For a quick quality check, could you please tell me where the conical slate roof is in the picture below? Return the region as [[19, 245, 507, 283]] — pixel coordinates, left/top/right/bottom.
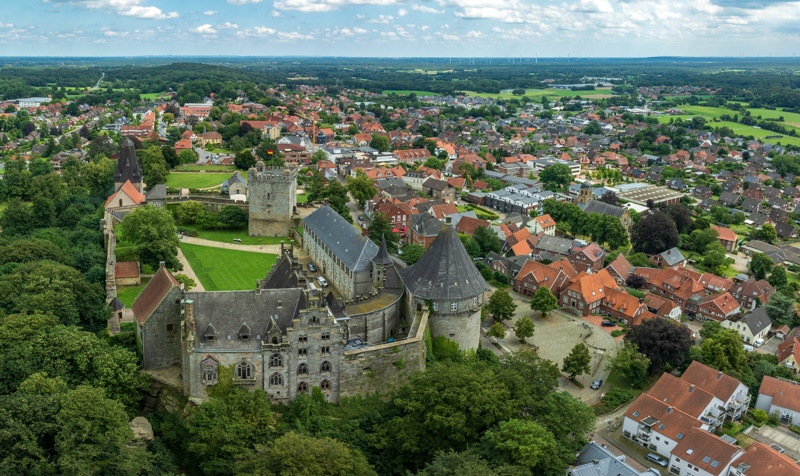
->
[[400, 224, 486, 301], [581, 180, 593, 189], [115, 137, 142, 185], [372, 235, 394, 265]]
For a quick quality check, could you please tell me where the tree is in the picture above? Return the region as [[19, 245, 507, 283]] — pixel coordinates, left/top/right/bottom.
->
[[665, 203, 693, 234], [138, 146, 169, 185], [0, 199, 33, 236], [162, 146, 179, 168], [369, 133, 390, 152], [473, 226, 502, 256], [218, 205, 248, 229], [64, 101, 81, 116], [487, 289, 517, 322], [514, 316, 535, 343], [701, 328, 748, 375], [179, 148, 198, 165], [758, 223, 777, 243], [539, 164, 573, 189], [174, 273, 197, 291], [487, 322, 506, 341], [625, 318, 693, 372], [346, 170, 377, 209], [625, 274, 647, 289], [234, 149, 256, 170], [562, 343, 591, 379], [236, 432, 377, 476], [766, 291, 798, 327], [120, 205, 181, 270], [400, 244, 425, 265], [748, 252, 774, 281], [368, 212, 400, 253], [609, 343, 651, 388], [530, 286, 557, 317], [584, 121, 602, 135], [162, 112, 174, 125], [175, 200, 207, 224], [701, 242, 731, 274], [598, 191, 619, 206], [768, 266, 788, 288], [699, 320, 723, 340], [631, 210, 679, 254], [480, 419, 563, 475], [416, 451, 512, 476]]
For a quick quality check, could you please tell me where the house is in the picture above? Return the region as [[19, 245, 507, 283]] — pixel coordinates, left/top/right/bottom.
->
[[622, 393, 706, 460], [393, 148, 430, 164], [775, 222, 798, 240], [776, 336, 800, 374], [605, 254, 633, 285], [729, 442, 800, 476], [532, 235, 576, 261], [756, 376, 800, 426], [668, 427, 743, 476], [513, 259, 575, 298], [568, 243, 605, 274], [421, 178, 456, 203], [561, 269, 618, 317], [650, 247, 686, 269], [581, 199, 633, 231], [221, 171, 247, 196], [528, 213, 556, 236], [570, 441, 648, 476], [197, 131, 222, 147], [721, 307, 772, 344], [687, 292, 740, 322], [114, 261, 141, 286], [718, 191, 742, 207], [643, 294, 682, 320], [601, 287, 652, 326], [680, 361, 752, 422], [408, 212, 442, 249], [710, 225, 738, 252], [104, 180, 146, 222], [729, 279, 774, 311]]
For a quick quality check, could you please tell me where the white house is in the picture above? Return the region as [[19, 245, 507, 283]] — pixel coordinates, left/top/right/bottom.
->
[[622, 393, 705, 459], [755, 376, 800, 426], [528, 213, 556, 236], [668, 427, 743, 476], [721, 307, 772, 345]]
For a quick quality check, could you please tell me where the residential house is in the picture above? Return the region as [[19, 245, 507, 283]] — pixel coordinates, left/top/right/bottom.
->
[[729, 279, 774, 311], [605, 254, 633, 285], [568, 243, 605, 274], [681, 361, 752, 422], [710, 225, 738, 252], [687, 292, 740, 322], [643, 294, 682, 320], [221, 171, 247, 196], [777, 334, 800, 375], [408, 212, 442, 249], [622, 393, 707, 460], [421, 177, 456, 203], [560, 269, 618, 317], [513, 259, 575, 298], [197, 131, 222, 147], [529, 213, 556, 236], [668, 427, 743, 476], [650, 247, 686, 269], [728, 442, 800, 476], [756, 377, 800, 425], [601, 287, 652, 326], [775, 222, 798, 240], [570, 442, 648, 476], [721, 307, 772, 344]]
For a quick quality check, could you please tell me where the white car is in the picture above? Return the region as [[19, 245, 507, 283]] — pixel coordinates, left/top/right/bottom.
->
[[754, 338, 765, 347], [316, 276, 328, 287]]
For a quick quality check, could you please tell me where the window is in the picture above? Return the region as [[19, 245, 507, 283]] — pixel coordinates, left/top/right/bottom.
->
[[321, 361, 331, 372], [271, 336, 279, 344], [298, 335, 308, 343], [297, 382, 309, 393], [321, 346, 330, 354], [451, 302, 458, 312], [298, 363, 308, 375], [321, 379, 331, 391], [166, 324, 174, 332], [269, 354, 282, 368], [201, 358, 218, 385], [269, 373, 283, 386], [298, 348, 308, 357], [473, 297, 478, 306], [321, 332, 330, 341], [235, 361, 254, 380], [432, 302, 438, 312]]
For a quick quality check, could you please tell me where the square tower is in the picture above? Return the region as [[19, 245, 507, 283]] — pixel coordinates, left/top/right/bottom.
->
[[248, 161, 298, 237]]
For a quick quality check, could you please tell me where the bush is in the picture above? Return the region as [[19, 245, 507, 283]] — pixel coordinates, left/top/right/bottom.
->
[[768, 410, 781, 426], [791, 425, 800, 436], [611, 330, 625, 338], [115, 247, 139, 262], [751, 408, 768, 426], [594, 387, 633, 415]]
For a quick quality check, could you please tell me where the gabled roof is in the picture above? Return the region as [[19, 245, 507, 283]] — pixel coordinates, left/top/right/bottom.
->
[[534, 213, 556, 229], [606, 253, 632, 279], [105, 180, 146, 207], [566, 269, 618, 305], [759, 376, 800, 412], [646, 373, 715, 419], [303, 206, 378, 272], [145, 183, 167, 201], [132, 263, 180, 325], [672, 427, 741, 475], [710, 224, 737, 243], [680, 361, 744, 403], [114, 261, 139, 278], [624, 393, 700, 442], [732, 442, 800, 476], [582, 199, 625, 219], [740, 307, 772, 336]]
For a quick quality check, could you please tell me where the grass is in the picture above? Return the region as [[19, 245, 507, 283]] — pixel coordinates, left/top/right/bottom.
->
[[296, 193, 308, 204], [178, 243, 278, 291], [462, 87, 614, 100], [166, 172, 232, 189], [203, 147, 233, 154], [181, 225, 289, 245], [605, 368, 662, 398], [177, 165, 237, 172], [116, 277, 151, 308], [382, 90, 440, 96], [139, 92, 170, 100]]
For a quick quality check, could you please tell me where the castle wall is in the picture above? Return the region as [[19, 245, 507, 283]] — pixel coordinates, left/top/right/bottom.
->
[[248, 165, 297, 237], [409, 293, 483, 352], [139, 286, 183, 370], [302, 221, 371, 299], [346, 297, 402, 345]]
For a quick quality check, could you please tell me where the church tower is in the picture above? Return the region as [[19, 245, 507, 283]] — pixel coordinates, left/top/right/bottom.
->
[[577, 180, 593, 205], [114, 137, 143, 192]]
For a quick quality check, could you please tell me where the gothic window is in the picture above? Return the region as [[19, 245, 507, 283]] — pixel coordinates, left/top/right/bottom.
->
[[298, 363, 308, 375], [298, 335, 308, 343], [118, 199, 123, 207], [321, 379, 331, 391], [320, 361, 331, 372], [201, 358, 218, 385], [298, 382, 309, 393], [321, 346, 330, 354], [271, 336, 279, 344], [269, 373, 283, 386], [269, 353, 282, 368], [235, 361, 254, 380]]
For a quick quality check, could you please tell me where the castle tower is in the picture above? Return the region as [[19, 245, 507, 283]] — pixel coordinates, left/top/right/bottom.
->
[[114, 137, 143, 193], [577, 180, 593, 205], [371, 235, 393, 288], [247, 161, 298, 237]]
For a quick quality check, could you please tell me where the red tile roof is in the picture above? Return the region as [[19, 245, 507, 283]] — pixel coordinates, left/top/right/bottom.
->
[[114, 261, 140, 279], [132, 264, 180, 325], [105, 180, 145, 207]]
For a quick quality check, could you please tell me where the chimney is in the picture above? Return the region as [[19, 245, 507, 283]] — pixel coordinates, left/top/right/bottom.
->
[[159, 261, 166, 269]]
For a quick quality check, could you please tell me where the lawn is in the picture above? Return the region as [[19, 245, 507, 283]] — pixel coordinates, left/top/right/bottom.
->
[[296, 193, 308, 204], [382, 90, 440, 96], [657, 104, 800, 145], [116, 277, 151, 308], [177, 165, 237, 172], [181, 225, 289, 245], [203, 147, 233, 154], [462, 88, 614, 100], [166, 172, 232, 189], [178, 243, 278, 291], [605, 368, 662, 398], [139, 92, 170, 100]]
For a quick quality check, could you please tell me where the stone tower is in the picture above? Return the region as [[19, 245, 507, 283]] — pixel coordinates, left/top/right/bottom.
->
[[115, 137, 143, 192], [248, 161, 298, 237], [577, 180, 593, 205], [371, 235, 394, 288]]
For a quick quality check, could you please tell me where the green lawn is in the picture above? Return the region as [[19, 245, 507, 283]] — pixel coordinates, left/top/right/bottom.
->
[[203, 147, 233, 154], [179, 243, 278, 291], [462, 88, 614, 100], [657, 104, 800, 145], [382, 90, 440, 96], [177, 165, 237, 172], [166, 172, 232, 189], [182, 225, 289, 245], [116, 277, 151, 308], [140, 92, 170, 100], [297, 193, 308, 204]]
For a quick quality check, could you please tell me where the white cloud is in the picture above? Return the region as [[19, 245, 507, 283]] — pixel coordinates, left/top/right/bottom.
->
[[219, 22, 239, 29], [421, 25, 430, 31], [56, 0, 179, 20], [102, 28, 129, 37], [192, 24, 218, 35], [277, 31, 314, 41], [228, 0, 262, 4], [412, 4, 444, 14], [0, 23, 14, 28], [397, 8, 408, 16], [271, 10, 282, 16], [353, 27, 368, 33], [465, 30, 485, 38], [274, 0, 401, 12], [237, 26, 277, 37], [441, 33, 459, 41], [203, 10, 217, 16], [369, 14, 394, 24]]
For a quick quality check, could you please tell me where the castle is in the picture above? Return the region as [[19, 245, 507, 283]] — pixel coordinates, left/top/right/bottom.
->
[[133, 207, 486, 404], [247, 161, 298, 237]]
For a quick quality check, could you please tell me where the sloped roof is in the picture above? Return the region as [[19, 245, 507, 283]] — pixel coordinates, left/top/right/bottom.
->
[[680, 361, 744, 403], [132, 264, 180, 325], [759, 376, 800, 412], [606, 253, 632, 279], [145, 183, 167, 201], [672, 427, 741, 475], [105, 180, 146, 207], [303, 206, 378, 272], [400, 225, 486, 300], [646, 373, 715, 419], [741, 307, 772, 336], [114, 261, 139, 278], [582, 199, 625, 219], [710, 224, 737, 243], [114, 137, 142, 185], [372, 235, 393, 265], [733, 442, 800, 476]]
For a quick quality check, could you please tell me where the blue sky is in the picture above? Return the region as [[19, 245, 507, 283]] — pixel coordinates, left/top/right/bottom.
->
[[0, 0, 799, 57]]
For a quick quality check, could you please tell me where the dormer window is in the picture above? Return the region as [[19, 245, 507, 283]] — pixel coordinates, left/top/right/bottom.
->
[[239, 322, 252, 340], [204, 323, 217, 342]]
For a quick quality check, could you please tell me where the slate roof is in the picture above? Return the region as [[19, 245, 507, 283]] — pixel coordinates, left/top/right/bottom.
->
[[114, 137, 142, 185], [654, 247, 685, 267], [372, 235, 394, 265], [303, 206, 378, 272], [534, 235, 575, 256], [400, 224, 486, 300], [582, 199, 625, 219], [741, 307, 772, 336], [188, 288, 305, 350], [572, 442, 642, 476], [109, 296, 125, 311], [145, 183, 167, 201], [410, 212, 443, 237]]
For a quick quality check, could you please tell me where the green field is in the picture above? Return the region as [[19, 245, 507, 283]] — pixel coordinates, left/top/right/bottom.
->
[[166, 172, 232, 189], [462, 88, 614, 100], [179, 243, 277, 291], [116, 277, 151, 307], [297, 193, 308, 204], [181, 225, 288, 245], [382, 90, 440, 96], [177, 165, 237, 172], [140, 92, 170, 100], [203, 147, 234, 154]]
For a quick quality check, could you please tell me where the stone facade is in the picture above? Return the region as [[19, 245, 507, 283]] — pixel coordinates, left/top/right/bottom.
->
[[248, 162, 298, 237], [407, 293, 483, 352], [136, 282, 183, 370]]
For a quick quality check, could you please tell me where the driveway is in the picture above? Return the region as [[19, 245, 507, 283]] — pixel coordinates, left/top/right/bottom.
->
[[750, 425, 800, 460]]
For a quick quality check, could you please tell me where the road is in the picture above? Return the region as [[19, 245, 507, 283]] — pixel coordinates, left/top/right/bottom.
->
[[93, 72, 104, 90]]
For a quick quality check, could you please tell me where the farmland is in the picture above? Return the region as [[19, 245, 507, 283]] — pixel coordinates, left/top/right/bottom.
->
[[463, 87, 614, 100]]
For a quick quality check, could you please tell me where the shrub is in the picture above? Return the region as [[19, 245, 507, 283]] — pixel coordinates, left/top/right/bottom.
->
[[791, 425, 800, 436], [751, 408, 768, 426], [611, 330, 625, 338], [768, 410, 781, 426]]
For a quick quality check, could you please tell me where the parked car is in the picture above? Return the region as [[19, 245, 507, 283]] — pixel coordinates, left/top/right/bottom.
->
[[743, 344, 754, 352], [316, 276, 328, 287], [307, 263, 316, 272], [646, 454, 668, 467], [358, 215, 365, 222], [601, 320, 615, 327], [590, 378, 603, 389], [754, 338, 765, 347], [645, 469, 661, 476]]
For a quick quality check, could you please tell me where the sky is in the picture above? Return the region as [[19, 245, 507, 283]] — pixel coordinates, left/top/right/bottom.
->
[[0, 0, 799, 57]]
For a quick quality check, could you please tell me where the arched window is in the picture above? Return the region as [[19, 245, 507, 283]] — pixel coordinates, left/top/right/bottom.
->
[[298, 382, 308, 393], [321, 379, 331, 391], [298, 363, 308, 375], [269, 373, 283, 386], [272, 336, 279, 344], [201, 357, 218, 385], [269, 353, 282, 368], [320, 361, 331, 373], [235, 361, 254, 380]]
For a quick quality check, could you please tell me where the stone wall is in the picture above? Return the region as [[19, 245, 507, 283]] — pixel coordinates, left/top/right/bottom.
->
[[346, 297, 402, 345], [410, 294, 483, 352], [339, 311, 427, 397], [138, 285, 183, 370], [167, 194, 249, 214], [248, 165, 297, 237]]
